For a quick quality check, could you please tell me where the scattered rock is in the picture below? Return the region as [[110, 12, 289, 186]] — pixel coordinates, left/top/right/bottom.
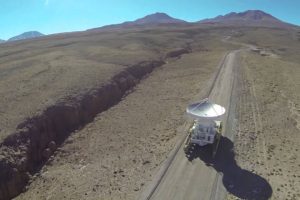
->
[[143, 160, 151, 165], [42, 148, 51, 159], [48, 141, 56, 152]]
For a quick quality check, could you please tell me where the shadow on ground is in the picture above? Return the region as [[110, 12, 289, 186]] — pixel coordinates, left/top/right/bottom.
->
[[185, 136, 272, 200]]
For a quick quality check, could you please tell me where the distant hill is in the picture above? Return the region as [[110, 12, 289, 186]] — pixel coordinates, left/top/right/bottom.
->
[[128, 12, 186, 25], [8, 31, 45, 41], [198, 10, 295, 28], [89, 12, 186, 31], [0, 39, 5, 43]]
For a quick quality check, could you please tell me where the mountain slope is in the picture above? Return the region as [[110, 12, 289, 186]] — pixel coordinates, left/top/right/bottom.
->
[[199, 10, 295, 28], [90, 12, 186, 31], [0, 39, 5, 43], [8, 31, 45, 41]]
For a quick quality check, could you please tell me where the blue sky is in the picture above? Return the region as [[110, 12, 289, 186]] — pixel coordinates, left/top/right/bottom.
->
[[1, 0, 300, 40]]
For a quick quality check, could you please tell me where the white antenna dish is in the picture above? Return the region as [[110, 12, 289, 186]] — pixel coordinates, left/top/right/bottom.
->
[[186, 98, 226, 120]]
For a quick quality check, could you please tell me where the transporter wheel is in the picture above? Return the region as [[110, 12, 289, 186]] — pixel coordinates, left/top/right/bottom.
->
[[212, 122, 223, 157]]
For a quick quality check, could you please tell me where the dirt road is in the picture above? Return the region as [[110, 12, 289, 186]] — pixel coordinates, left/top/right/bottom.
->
[[141, 48, 272, 200], [140, 49, 238, 200]]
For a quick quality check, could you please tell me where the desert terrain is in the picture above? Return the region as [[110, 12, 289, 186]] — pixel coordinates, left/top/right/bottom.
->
[[0, 11, 299, 200], [12, 27, 238, 200], [227, 28, 300, 200]]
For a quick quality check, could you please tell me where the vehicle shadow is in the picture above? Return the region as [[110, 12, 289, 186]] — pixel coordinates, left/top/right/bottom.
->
[[185, 136, 272, 200]]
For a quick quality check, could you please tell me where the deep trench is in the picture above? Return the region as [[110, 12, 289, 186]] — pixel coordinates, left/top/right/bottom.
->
[[0, 47, 191, 200]]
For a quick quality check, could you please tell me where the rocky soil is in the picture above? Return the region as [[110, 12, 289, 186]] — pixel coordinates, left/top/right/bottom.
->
[[228, 50, 300, 200], [1, 24, 299, 200], [14, 50, 226, 200], [0, 26, 199, 199]]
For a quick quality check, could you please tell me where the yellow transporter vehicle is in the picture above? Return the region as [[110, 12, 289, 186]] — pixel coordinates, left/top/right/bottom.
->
[[184, 99, 225, 157]]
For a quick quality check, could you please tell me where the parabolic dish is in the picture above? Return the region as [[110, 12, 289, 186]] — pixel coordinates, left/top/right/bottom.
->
[[186, 99, 226, 120]]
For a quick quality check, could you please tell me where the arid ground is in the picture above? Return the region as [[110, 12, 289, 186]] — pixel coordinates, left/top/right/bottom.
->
[[228, 28, 300, 200], [0, 24, 299, 200]]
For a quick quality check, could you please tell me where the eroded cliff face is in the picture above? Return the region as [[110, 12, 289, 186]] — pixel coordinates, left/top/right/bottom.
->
[[0, 59, 167, 200], [0, 47, 191, 200], [164, 47, 191, 59]]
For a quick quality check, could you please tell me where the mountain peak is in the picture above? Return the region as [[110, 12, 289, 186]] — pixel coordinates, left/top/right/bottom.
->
[[89, 12, 186, 31], [199, 10, 292, 28], [8, 31, 45, 41], [132, 12, 186, 24], [149, 12, 170, 17], [214, 10, 277, 21], [235, 10, 275, 20]]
